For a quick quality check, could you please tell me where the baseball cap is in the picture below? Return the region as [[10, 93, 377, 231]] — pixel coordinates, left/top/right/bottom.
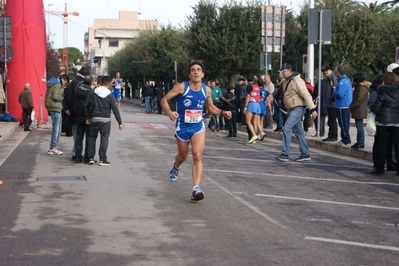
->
[[279, 63, 293, 72], [237, 75, 245, 81], [386, 63, 399, 72], [322, 66, 333, 71]]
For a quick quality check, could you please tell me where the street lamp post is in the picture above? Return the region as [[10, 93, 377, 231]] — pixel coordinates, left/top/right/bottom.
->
[[308, 0, 314, 84], [102, 26, 105, 76], [47, 4, 53, 41]]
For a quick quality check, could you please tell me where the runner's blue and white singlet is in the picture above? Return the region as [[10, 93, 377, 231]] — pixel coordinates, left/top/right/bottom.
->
[[113, 78, 122, 91], [176, 81, 207, 131]]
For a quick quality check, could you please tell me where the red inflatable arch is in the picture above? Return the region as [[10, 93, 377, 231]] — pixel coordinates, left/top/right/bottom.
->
[[5, 0, 47, 123]]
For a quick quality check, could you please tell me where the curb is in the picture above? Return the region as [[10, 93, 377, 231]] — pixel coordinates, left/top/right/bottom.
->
[[0, 122, 20, 145], [263, 130, 372, 162]]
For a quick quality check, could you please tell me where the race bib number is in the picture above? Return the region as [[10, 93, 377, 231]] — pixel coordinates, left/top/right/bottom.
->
[[184, 110, 202, 123]]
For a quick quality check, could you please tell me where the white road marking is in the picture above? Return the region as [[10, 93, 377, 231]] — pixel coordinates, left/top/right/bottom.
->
[[149, 123, 169, 129], [255, 194, 399, 211], [304, 236, 399, 252], [308, 219, 334, 222], [384, 223, 396, 226], [351, 221, 369, 224], [205, 179, 289, 230], [205, 169, 399, 187]]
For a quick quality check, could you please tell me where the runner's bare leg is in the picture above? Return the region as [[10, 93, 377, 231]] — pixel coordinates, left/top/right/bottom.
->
[[175, 138, 189, 168], [190, 131, 205, 187]]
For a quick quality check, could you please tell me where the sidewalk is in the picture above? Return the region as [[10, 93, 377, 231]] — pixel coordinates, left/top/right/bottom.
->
[[122, 97, 374, 161]]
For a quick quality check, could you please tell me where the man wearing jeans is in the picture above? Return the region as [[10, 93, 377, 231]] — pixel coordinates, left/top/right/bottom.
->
[[141, 81, 153, 113], [334, 66, 352, 145], [276, 63, 317, 162], [45, 77, 64, 155]]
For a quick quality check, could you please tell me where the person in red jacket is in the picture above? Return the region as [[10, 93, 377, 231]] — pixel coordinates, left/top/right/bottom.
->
[[303, 78, 314, 133]]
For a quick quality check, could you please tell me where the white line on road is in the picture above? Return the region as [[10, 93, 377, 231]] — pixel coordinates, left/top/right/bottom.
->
[[149, 123, 169, 129], [308, 219, 334, 222], [255, 194, 399, 211], [351, 221, 370, 224], [205, 169, 399, 187], [304, 236, 399, 252]]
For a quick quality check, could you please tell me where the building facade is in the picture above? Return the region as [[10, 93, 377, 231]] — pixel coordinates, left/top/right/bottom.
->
[[84, 11, 157, 77]]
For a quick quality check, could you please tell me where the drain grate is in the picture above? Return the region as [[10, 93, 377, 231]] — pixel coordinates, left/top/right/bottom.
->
[[36, 176, 87, 182]]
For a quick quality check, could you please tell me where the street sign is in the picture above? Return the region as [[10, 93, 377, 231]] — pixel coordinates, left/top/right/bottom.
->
[[0, 46, 13, 62], [308, 9, 332, 45], [0, 17, 12, 46], [260, 52, 272, 71], [261, 36, 284, 46]]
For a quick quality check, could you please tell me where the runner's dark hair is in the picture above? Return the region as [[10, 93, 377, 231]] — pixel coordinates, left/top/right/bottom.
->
[[188, 61, 204, 72]]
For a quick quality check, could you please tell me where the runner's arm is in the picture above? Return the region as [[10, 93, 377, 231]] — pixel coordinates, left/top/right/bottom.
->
[[160, 83, 184, 121]]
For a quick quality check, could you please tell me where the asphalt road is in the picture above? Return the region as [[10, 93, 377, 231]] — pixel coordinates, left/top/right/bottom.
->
[[0, 100, 398, 266]]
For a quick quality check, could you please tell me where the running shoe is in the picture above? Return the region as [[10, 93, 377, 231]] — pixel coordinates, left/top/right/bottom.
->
[[294, 155, 311, 162], [99, 160, 111, 166], [191, 186, 204, 201], [248, 135, 258, 144], [47, 148, 63, 155], [169, 164, 180, 181], [259, 132, 266, 141], [88, 158, 95, 165], [276, 154, 289, 162]]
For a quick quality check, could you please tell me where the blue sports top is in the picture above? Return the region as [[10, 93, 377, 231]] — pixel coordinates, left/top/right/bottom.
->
[[259, 87, 268, 107], [113, 77, 123, 91], [176, 81, 207, 130]]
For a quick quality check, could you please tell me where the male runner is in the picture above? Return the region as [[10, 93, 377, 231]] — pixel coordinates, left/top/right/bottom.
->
[[160, 61, 232, 201], [112, 72, 123, 109]]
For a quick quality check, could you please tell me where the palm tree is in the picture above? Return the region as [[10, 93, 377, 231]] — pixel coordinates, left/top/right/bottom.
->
[[358, 1, 389, 15], [382, 0, 399, 6]]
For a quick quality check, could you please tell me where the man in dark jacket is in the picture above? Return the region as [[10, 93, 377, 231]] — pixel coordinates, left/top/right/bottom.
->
[[18, 83, 34, 131], [85, 75, 123, 166], [321, 66, 338, 141], [74, 75, 92, 163], [222, 85, 240, 137], [235, 76, 247, 125], [141, 81, 153, 113], [64, 67, 90, 160], [155, 84, 164, 114]]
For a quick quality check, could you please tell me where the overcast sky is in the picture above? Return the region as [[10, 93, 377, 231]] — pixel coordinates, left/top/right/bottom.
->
[[42, 0, 388, 52]]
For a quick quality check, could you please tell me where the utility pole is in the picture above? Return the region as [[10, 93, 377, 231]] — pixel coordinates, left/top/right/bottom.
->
[[308, 0, 314, 84], [47, 4, 53, 41], [102, 26, 105, 76]]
